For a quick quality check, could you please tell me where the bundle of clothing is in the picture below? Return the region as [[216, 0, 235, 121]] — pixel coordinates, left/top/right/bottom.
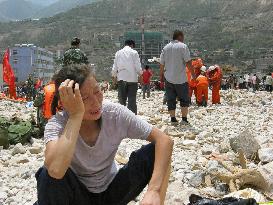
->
[[188, 194, 258, 205]]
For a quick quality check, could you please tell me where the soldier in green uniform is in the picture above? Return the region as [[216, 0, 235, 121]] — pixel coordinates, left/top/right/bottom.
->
[[63, 37, 89, 66], [26, 75, 36, 101], [33, 88, 47, 134]]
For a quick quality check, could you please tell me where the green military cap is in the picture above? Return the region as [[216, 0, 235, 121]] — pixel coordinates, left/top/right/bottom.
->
[[71, 37, 81, 46]]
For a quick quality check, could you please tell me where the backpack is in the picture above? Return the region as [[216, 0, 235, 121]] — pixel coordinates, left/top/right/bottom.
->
[[0, 127, 9, 149], [8, 121, 33, 145]]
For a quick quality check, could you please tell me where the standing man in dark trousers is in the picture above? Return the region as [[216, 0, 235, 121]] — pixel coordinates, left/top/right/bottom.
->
[[112, 40, 143, 115], [160, 30, 194, 125]]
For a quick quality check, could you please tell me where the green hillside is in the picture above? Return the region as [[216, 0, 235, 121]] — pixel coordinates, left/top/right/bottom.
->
[[0, 0, 272, 78]]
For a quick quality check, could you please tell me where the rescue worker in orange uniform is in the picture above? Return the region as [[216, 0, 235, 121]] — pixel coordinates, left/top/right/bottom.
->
[[186, 58, 203, 103], [196, 66, 209, 106], [43, 82, 56, 120], [33, 81, 56, 135], [208, 65, 222, 104], [186, 67, 196, 100]]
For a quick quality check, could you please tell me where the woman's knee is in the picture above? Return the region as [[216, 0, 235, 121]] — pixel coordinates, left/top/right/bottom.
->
[[35, 167, 78, 205], [36, 167, 91, 205], [36, 167, 74, 197], [36, 167, 69, 184], [128, 143, 155, 184]]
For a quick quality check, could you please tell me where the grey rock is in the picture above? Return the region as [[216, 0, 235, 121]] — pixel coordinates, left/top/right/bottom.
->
[[207, 160, 222, 173], [201, 148, 212, 155], [206, 160, 231, 177], [230, 129, 260, 159], [29, 146, 42, 154], [258, 148, 273, 163], [219, 141, 230, 153], [11, 143, 26, 156], [258, 162, 273, 196], [189, 171, 205, 187], [17, 156, 30, 164], [21, 171, 32, 179], [185, 133, 196, 140], [215, 183, 229, 195]]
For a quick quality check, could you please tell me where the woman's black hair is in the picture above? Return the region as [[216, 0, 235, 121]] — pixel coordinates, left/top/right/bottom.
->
[[51, 64, 92, 115]]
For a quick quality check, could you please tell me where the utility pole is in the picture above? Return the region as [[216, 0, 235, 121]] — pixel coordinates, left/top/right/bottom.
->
[[140, 15, 145, 66]]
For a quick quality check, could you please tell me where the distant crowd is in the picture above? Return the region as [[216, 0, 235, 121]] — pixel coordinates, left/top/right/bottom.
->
[[0, 75, 40, 101], [222, 73, 273, 92], [98, 72, 273, 95]]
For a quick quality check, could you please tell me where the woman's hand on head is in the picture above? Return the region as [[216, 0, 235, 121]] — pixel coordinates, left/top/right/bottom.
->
[[59, 79, 85, 118]]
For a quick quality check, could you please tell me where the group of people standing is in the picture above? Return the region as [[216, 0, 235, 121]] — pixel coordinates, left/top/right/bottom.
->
[[0, 75, 37, 101], [190, 64, 222, 106], [113, 30, 223, 125], [186, 60, 222, 107], [222, 73, 273, 92]]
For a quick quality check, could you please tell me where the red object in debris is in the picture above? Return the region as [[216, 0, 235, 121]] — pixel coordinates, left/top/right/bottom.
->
[[2, 49, 17, 99]]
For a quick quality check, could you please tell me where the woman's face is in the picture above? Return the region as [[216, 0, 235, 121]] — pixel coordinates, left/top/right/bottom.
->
[[80, 75, 103, 121]]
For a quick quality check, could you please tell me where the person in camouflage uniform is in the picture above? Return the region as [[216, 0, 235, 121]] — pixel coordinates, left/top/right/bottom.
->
[[26, 75, 36, 101], [33, 88, 46, 133], [63, 37, 89, 66]]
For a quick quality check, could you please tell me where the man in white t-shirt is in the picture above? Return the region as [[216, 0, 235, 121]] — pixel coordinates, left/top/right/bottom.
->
[[160, 30, 194, 125]]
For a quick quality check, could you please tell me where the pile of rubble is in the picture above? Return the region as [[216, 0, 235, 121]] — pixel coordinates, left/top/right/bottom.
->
[[0, 90, 272, 205]]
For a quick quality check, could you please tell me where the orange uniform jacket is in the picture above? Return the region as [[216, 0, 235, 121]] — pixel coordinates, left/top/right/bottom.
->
[[187, 59, 203, 99], [208, 67, 222, 104], [209, 68, 222, 85], [196, 75, 209, 103], [196, 75, 209, 87], [186, 67, 196, 88], [186, 58, 203, 87], [43, 83, 56, 119]]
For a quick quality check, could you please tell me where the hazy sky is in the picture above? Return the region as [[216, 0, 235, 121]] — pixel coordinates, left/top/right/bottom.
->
[[0, 0, 58, 6], [27, 0, 59, 6]]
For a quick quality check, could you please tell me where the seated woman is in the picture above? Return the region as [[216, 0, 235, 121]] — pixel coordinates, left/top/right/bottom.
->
[[35, 64, 173, 205]]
